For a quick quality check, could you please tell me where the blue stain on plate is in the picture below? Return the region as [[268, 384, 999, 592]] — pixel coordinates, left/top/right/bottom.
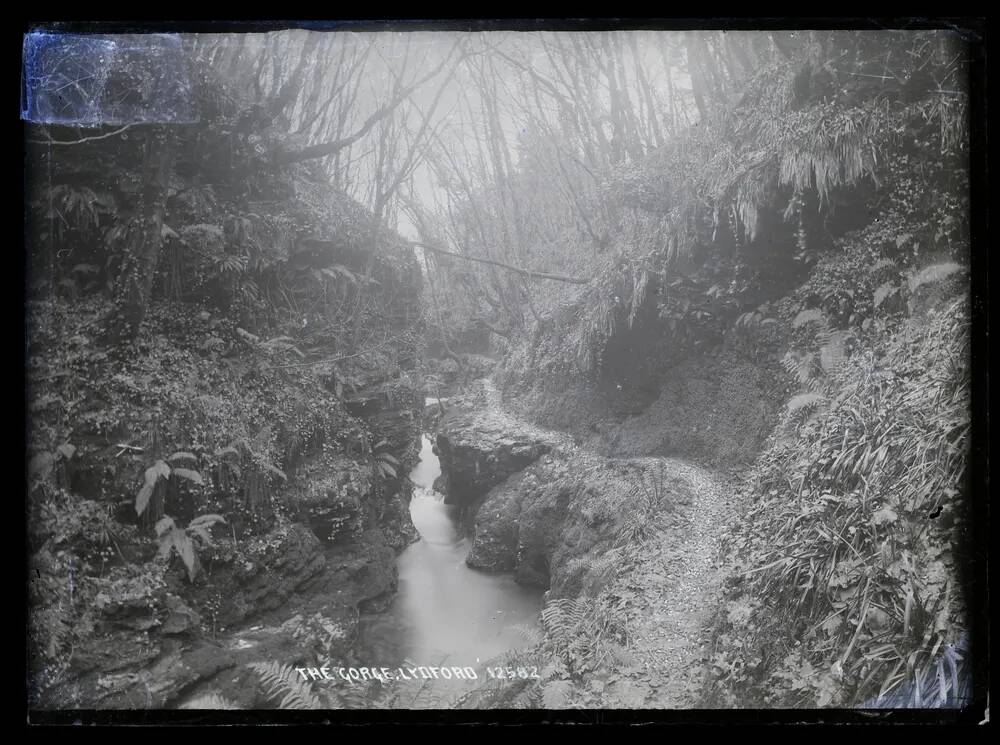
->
[[21, 32, 198, 126]]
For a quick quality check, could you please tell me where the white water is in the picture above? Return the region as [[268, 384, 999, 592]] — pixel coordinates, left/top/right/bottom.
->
[[357, 433, 542, 708]]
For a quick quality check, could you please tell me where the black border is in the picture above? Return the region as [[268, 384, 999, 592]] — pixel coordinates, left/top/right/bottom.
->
[[18, 16, 990, 728]]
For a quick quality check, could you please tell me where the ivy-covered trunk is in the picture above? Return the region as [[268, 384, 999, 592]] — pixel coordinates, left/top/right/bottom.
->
[[105, 127, 176, 345]]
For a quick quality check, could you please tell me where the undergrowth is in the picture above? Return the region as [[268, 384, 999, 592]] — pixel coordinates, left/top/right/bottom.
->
[[705, 292, 971, 708]]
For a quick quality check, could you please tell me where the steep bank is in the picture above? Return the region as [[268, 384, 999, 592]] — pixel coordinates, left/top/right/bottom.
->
[[26, 108, 426, 707], [451, 47, 976, 709]]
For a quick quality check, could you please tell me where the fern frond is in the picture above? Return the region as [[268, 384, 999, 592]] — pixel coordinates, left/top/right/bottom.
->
[[792, 309, 826, 328], [542, 679, 574, 709], [818, 329, 849, 374], [510, 623, 543, 646], [869, 258, 897, 275], [179, 693, 240, 709], [907, 262, 965, 293], [782, 351, 818, 388], [787, 392, 825, 417], [249, 661, 323, 709], [511, 683, 543, 709], [541, 597, 590, 650]]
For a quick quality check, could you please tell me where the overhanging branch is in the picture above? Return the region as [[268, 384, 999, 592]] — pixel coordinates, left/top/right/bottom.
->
[[411, 241, 592, 285]]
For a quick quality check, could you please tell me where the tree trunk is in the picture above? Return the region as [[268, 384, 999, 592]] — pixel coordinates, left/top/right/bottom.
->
[[105, 127, 175, 345]]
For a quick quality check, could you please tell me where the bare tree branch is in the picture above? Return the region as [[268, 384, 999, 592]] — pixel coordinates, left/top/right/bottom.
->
[[274, 42, 465, 166], [412, 241, 592, 285]]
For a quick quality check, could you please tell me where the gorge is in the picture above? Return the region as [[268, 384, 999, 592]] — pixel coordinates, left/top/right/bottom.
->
[[24, 26, 980, 718]]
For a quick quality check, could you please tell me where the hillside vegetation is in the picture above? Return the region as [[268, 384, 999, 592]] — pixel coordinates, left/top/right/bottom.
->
[[419, 30, 976, 709], [26, 41, 426, 708]]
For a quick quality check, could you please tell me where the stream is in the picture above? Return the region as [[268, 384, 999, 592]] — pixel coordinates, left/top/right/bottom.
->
[[356, 431, 543, 708]]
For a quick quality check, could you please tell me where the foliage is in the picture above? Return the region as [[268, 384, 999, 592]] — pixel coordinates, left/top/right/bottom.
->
[[28, 488, 166, 699], [706, 293, 971, 707], [614, 461, 674, 547], [154, 514, 226, 582], [249, 661, 324, 709], [373, 440, 401, 479], [179, 693, 240, 709]]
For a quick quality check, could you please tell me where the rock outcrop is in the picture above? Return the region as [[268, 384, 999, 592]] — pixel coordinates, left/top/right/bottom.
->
[[433, 398, 555, 508], [465, 448, 699, 597]]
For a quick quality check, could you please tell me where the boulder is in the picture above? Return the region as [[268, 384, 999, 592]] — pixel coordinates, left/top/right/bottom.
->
[[434, 409, 551, 507]]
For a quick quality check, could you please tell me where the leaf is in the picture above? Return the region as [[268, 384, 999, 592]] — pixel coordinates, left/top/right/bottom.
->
[[168, 451, 198, 464], [171, 468, 205, 486], [177, 531, 197, 581], [136, 460, 170, 516], [136, 483, 154, 517], [188, 526, 213, 546], [215, 446, 240, 461], [873, 506, 898, 525], [150, 460, 171, 480], [156, 532, 176, 559], [57, 443, 76, 460], [265, 463, 287, 482], [189, 514, 226, 529], [155, 516, 175, 537]]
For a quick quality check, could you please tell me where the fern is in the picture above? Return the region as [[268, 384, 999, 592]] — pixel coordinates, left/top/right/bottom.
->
[[135, 460, 171, 517], [179, 693, 240, 709], [375, 451, 400, 479], [509, 623, 543, 646], [792, 308, 826, 328], [511, 683, 543, 709], [249, 661, 324, 710], [787, 392, 826, 422], [541, 679, 574, 709], [817, 329, 849, 374], [907, 262, 965, 293], [869, 258, 898, 276], [540, 597, 590, 651], [782, 351, 819, 390], [155, 514, 225, 582]]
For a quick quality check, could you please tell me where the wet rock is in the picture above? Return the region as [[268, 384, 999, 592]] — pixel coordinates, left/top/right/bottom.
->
[[161, 594, 201, 635], [467, 453, 698, 597], [286, 454, 371, 543], [343, 378, 422, 459], [465, 470, 531, 572], [210, 523, 327, 629], [435, 408, 551, 506]]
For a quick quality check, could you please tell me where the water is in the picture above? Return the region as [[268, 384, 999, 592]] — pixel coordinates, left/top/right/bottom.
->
[[357, 433, 543, 708]]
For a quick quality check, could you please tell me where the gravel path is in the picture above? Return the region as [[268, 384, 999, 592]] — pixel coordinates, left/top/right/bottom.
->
[[471, 378, 743, 708], [620, 458, 739, 708]]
